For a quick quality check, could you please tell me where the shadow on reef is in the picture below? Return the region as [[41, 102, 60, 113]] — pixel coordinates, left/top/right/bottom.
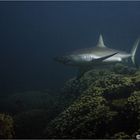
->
[[0, 64, 140, 139], [0, 90, 62, 138]]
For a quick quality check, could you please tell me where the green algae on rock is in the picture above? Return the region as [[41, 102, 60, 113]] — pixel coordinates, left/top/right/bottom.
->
[[0, 113, 14, 139], [43, 65, 140, 139], [111, 132, 130, 139], [44, 96, 117, 138]]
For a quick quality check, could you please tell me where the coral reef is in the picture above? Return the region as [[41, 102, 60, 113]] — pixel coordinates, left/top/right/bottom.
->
[[0, 90, 62, 138], [1, 64, 140, 139], [0, 113, 14, 139], [43, 64, 140, 139], [44, 96, 117, 138], [111, 132, 130, 139]]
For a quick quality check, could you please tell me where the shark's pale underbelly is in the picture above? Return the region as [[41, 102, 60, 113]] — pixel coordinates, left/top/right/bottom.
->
[[79, 54, 123, 62], [103, 56, 122, 62]]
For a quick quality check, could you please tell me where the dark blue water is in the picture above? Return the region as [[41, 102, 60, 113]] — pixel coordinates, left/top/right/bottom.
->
[[0, 1, 140, 93]]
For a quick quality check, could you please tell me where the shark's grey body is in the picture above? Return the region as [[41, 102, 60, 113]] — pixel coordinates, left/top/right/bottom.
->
[[54, 34, 140, 76], [68, 46, 130, 66]]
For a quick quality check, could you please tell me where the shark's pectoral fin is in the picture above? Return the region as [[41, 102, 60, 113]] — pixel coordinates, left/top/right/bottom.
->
[[76, 52, 118, 79], [92, 52, 118, 62]]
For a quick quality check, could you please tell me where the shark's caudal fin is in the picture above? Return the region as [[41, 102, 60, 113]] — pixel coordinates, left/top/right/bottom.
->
[[96, 34, 106, 48], [131, 37, 140, 67]]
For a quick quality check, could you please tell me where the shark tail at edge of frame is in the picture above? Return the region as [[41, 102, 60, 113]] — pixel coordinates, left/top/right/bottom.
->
[[131, 37, 140, 68]]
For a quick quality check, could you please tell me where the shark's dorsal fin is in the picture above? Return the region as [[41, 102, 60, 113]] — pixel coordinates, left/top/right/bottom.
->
[[96, 34, 106, 48]]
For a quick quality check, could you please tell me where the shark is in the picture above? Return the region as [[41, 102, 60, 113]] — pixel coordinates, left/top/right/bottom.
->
[[54, 34, 140, 77]]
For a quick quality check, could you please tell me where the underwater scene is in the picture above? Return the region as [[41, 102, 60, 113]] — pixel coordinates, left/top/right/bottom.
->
[[1, 1, 140, 139]]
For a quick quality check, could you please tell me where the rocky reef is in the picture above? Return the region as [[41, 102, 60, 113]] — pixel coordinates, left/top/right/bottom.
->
[[0, 113, 14, 139], [44, 64, 140, 139], [0, 90, 62, 138], [0, 64, 140, 139]]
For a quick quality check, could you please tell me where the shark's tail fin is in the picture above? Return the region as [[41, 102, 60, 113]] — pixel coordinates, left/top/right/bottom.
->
[[131, 37, 140, 67]]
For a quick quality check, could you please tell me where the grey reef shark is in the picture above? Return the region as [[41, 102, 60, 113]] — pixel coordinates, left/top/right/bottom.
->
[[54, 34, 140, 78]]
